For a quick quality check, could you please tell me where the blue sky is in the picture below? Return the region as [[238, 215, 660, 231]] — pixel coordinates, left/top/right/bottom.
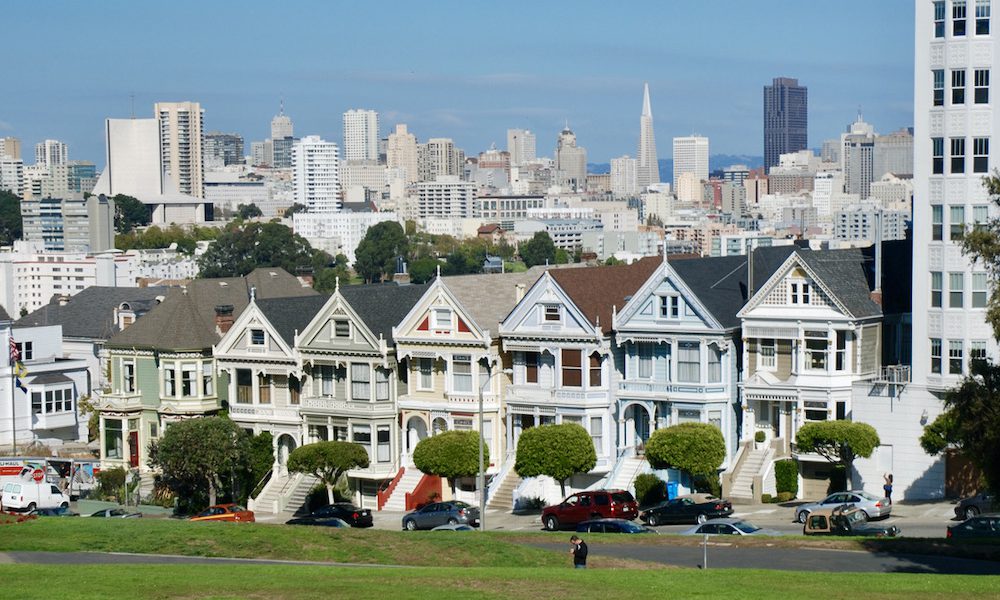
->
[[2, 0, 914, 166]]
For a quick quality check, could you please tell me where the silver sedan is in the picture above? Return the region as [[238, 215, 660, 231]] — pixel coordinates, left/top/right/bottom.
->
[[681, 518, 783, 536], [795, 490, 891, 523]]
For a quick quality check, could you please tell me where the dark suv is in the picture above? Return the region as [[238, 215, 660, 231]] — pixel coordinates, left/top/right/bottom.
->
[[542, 490, 638, 531]]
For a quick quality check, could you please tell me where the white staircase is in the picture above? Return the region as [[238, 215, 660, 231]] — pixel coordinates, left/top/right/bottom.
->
[[250, 472, 318, 515], [487, 470, 523, 511], [729, 447, 769, 501], [381, 468, 424, 512], [606, 456, 648, 493]]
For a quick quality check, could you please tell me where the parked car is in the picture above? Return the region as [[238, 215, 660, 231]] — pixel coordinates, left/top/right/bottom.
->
[[27, 506, 79, 517], [189, 504, 255, 523], [576, 518, 656, 534], [947, 514, 1000, 539], [802, 505, 901, 537], [432, 523, 477, 531], [542, 490, 638, 531], [286, 516, 351, 528], [290, 503, 373, 528], [402, 501, 480, 531], [795, 490, 890, 523], [1, 481, 70, 512], [954, 493, 995, 520], [89, 507, 142, 519], [640, 494, 733, 526], [681, 518, 781, 536]]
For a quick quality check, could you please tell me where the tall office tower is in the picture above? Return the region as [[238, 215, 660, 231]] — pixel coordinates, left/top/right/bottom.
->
[[343, 109, 379, 162], [203, 132, 245, 166], [672, 136, 709, 185], [841, 114, 877, 199], [419, 138, 462, 181], [155, 101, 205, 197], [610, 155, 638, 197], [34, 139, 68, 167], [387, 124, 419, 184], [269, 103, 295, 168], [821, 139, 842, 163], [555, 126, 587, 191], [0, 137, 21, 160], [874, 127, 915, 178], [763, 77, 808, 173], [292, 135, 340, 213], [507, 128, 537, 167], [853, 0, 998, 501], [271, 103, 294, 140], [636, 83, 660, 188]]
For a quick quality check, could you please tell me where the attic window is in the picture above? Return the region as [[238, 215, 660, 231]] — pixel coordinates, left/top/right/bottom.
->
[[790, 281, 811, 305], [432, 308, 453, 330], [250, 329, 265, 346], [543, 305, 561, 322], [659, 295, 680, 318], [334, 320, 350, 338]]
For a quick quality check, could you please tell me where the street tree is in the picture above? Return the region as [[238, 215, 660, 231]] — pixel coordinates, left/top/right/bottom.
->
[[519, 231, 556, 267], [354, 221, 408, 283], [412, 430, 487, 494], [197, 221, 329, 279], [0, 190, 22, 245], [313, 254, 352, 293], [287, 441, 370, 504], [147, 416, 249, 508], [795, 421, 880, 478], [514, 424, 597, 497], [645, 423, 726, 480], [113, 194, 151, 233]]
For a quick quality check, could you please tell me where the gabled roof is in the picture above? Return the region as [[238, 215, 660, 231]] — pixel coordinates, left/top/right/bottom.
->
[[15, 286, 170, 340], [795, 248, 881, 319], [549, 256, 661, 334], [254, 295, 332, 346], [338, 283, 429, 344], [0, 304, 10, 322], [105, 268, 317, 351], [443, 266, 564, 337]]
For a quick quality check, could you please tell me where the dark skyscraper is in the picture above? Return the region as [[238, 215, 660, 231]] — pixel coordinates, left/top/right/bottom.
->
[[763, 77, 808, 173]]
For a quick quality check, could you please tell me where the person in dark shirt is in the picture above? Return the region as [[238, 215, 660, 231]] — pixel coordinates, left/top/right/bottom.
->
[[569, 535, 588, 569]]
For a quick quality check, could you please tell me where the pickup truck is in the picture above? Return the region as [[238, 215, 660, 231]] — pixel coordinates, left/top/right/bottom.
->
[[1, 481, 71, 512], [802, 504, 901, 537]]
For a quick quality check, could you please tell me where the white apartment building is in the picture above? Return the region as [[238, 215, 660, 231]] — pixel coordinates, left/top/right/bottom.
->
[[343, 109, 380, 162], [387, 124, 419, 185], [341, 160, 388, 198], [0, 137, 21, 160], [20, 195, 115, 253], [203, 174, 274, 216], [292, 136, 340, 213], [0, 157, 24, 195], [412, 176, 476, 219], [869, 173, 914, 208], [611, 155, 638, 198], [155, 101, 205, 198], [473, 195, 547, 231], [125, 247, 201, 281], [672, 136, 709, 185], [855, 0, 997, 500], [34, 139, 68, 167], [833, 207, 909, 242], [513, 218, 603, 250], [293, 210, 399, 264], [507, 129, 536, 166]]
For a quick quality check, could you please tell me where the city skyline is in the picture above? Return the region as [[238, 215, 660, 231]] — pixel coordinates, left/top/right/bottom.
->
[[3, 1, 913, 166]]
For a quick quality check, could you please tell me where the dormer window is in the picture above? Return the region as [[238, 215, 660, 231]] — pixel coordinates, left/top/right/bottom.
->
[[334, 320, 351, 338], [659, 295, 680, 318], [250, 329, 265, 346], [790, 281, 811, 305], [432, 308, 453, 330], [543, 305, 561, 322]]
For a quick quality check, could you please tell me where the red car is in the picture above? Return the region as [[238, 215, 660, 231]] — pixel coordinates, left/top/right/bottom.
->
[[542, 490, 638, 531], [189, 503, 255, 523]]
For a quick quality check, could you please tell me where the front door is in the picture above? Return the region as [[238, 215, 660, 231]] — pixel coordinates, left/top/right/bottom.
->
[[128, 431, 139, 468], [771, 405, 781, 438]]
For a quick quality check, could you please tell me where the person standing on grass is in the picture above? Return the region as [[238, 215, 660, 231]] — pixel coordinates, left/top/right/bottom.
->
[[569, 535, 588, 569]]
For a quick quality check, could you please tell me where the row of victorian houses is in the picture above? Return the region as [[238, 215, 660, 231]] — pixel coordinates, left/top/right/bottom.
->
[[3, 241, 914, 513]]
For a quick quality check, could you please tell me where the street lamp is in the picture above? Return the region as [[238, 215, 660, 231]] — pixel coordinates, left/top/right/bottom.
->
[[478, 360, 512, 532]]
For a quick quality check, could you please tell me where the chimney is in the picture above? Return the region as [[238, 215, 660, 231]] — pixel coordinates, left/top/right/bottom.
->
[[515, 283, 526, 302], [393, 255, 411, 285], [214, 304, 235, 335], [57, 295, 71, 306], [871, 210, 883, 306], [296, 266, 314, 287]]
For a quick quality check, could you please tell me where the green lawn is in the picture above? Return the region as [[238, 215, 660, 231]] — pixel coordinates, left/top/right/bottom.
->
[[0, 564, 997, 600]]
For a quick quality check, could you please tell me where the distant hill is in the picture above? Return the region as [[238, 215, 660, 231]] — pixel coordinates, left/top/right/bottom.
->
[[587, 155, 765, 184]]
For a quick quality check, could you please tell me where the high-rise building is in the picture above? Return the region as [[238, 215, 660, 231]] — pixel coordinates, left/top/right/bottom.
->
[[67, 161, 97, 195], [841, 114, 877, 199], [343, 109, 380, 162], [636, 83, 660, 189], [203, 132, 245, 166], [387, 124, 419, 185], [672, 136, 709, 185], [0, 137, 21, 161], [269, 103, 295, 168], [874, 127, 915, 177], [419, 138, 462, 181], [251, 141, 270, 167], [763, 77, 808, 173], [0, 157, 24, 196], [155, 101, 205, 198], [413, 175, 477, 219], [19, 195, 114, 252], [610, 155, 638, 198], [292, 135, 340, 213], [271, 103, 294, 140], [507, 129, 536, 167], [34, 139, 67, 167], [555, 126, 587, 191], [100, 118, 164, 198]]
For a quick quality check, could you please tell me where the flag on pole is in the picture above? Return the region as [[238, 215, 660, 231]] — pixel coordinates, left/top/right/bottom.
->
[[9, 336, 19, 366], [15, 362, 28, 378], [14, 377, 26, 393]]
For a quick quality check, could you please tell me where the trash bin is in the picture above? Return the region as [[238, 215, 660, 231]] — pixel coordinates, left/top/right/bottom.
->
[[666, 481, 679, 500]]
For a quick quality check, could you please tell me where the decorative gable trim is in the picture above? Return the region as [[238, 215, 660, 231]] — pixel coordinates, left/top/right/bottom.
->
[[738, 252, 853, 318], [613, 261, 724, 331], [392, 277, 490, 347], [213, 300, 294, 359], [297, 291, 384, 356], [498, 271, 601, 341]]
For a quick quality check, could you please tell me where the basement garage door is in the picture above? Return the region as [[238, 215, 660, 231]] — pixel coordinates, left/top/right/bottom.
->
[[799, 463, 834, 499]]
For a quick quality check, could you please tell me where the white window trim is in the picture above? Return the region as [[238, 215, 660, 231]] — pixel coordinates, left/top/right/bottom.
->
[[431, 307, 453, 331], [658, 294, 680, 319], [249, 328, 266, 347], [758, 338, 777, 371], [416, 358, 434, 391]]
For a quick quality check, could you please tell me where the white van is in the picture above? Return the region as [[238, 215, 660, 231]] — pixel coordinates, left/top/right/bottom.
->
[[1, 481, 70, 512]]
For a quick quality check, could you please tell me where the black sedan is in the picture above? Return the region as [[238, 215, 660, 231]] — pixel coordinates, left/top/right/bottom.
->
[[640, 494, 733, 526], [286, 516, 351, 528], [954, 493, 994, 520], [289, 503, 373, 528], [576, 518, 656, 534], [948, 514, 1000, 539]]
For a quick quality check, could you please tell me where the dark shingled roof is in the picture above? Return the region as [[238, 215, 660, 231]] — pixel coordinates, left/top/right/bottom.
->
[[14, 287, 170, 340], [550, 256, 662, 334], [0, 304, 10, 322], [797, 248, 882, 319], [106, 268, 317, 351], [255, 295, 332, 346], [339, 283, 429, 343]]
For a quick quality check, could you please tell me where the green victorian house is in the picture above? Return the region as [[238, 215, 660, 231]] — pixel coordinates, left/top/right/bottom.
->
[[95, 268, 317, 473]]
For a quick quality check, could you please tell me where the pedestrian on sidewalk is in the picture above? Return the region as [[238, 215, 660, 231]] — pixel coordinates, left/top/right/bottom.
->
[[883, 473, 894, 505], [569, 535, 588, 569]]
